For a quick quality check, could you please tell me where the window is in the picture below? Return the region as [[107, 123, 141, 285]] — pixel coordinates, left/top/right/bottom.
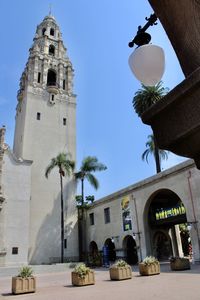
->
[[37, 72, 41, 83], [37, 112, 41, 120], [51, 94, 54, 101], [49, 45, 55, 56], [64, 239, 67, 249], [89, 213, 94, 225], [104, 207, 110, 224], [63, 118, 66, 126], [42, 28, 46, 35], [50, 28, 55, 36], [47, 69, 57, 86], [12, 247, 18, 255], [63, 79, 66, 90]]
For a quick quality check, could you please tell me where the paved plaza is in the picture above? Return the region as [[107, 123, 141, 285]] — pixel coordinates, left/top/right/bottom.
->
[[0, 263, 200, 300]]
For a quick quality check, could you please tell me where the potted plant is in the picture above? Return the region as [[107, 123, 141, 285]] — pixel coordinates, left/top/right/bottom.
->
[[88, 252, 102, 267], [12, 266, 36, 294], [170, 256, 190, 271], [139, 256, 160, 276], [71, 263, 95, 286], [109, 259, 132, 281]]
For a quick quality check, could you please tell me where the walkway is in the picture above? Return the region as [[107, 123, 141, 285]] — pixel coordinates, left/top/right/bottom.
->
[[0, 263, 200, 300]]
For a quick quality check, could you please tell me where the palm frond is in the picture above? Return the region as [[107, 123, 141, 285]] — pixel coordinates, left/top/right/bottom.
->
[[86, 173, 99, 190], [132, 81, 169, 117]]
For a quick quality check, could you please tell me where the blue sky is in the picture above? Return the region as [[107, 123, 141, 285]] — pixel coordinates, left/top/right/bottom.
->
[[0, 0, 186, 200]]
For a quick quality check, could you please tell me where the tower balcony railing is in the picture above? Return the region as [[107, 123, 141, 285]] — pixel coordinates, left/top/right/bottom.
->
[[47, 82, 59, 94]]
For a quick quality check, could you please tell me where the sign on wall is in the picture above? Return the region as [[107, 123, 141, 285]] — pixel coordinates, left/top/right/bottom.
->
[[155, 203, 186, 221], [121, 196, 132, 231]]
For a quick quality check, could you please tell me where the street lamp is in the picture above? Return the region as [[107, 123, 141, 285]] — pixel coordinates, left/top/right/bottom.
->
[[128, 14, 165, 86]]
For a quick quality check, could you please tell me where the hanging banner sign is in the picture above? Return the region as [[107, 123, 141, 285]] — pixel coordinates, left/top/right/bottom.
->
[[155, 204, 186, 221], [121, 196, 132, 231]]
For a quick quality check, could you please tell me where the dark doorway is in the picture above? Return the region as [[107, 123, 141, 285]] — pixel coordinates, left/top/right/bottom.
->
[[105, 238, 116, 262], [123, 235, 138, 265], [153, 231, 172, 260]]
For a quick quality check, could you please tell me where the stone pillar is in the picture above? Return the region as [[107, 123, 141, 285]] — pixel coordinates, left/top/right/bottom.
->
[[169, 226, 178, 256], [169, 225, 184, 257], [42, 58, 48, 86], [33, 56, 39, 83], [174, 225, 184, 257], [67, 66, 74, 95], [58, 63, 64, 89]]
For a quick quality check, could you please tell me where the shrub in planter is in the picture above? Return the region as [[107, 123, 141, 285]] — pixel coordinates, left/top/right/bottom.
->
[[139, 256, 160, 276], [88, 252, 102, 267], [170, 256, 190, 271], [109, 259, 132, 280], [71, 263, 95, 286], [12, 266, 36, 294]]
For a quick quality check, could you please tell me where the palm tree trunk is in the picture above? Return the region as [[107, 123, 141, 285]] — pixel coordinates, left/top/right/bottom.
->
[[154, 137, 161, 173], [81, 177, 84, 206], [60, 171, 64, 263], [79, 177, 85, 261]]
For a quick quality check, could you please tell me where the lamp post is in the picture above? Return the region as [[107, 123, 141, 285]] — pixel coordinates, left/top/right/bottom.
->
[[128, 14, 165, 87]]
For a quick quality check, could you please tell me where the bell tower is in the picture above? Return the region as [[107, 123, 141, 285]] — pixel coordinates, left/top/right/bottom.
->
[[13, 14, 77, 264]]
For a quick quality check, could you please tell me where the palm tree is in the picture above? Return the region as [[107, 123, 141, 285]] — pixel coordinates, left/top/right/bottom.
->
[[142, 134, 168, 173], [132, 81, 169, 117], [45, 152, 75, 263], [75, 156, 107, 206], [75, 156, 107, 260], [132, 81, 169, 173]]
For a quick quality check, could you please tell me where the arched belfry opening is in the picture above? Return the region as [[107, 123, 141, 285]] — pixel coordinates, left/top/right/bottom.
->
[[47, 69, 57, 86], [143, 189, 191, 260], [49, 45, 55, 56]]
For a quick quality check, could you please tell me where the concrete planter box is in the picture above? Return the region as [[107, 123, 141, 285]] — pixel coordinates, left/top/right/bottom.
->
[[71, 270, 95, 286], [12, 277, 36, 294], [170, 258, 190, 271], [139, 263, 160, 276], [109, 265, 132, 280]]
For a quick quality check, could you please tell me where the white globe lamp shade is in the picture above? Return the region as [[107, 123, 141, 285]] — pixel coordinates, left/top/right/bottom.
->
[[128, 44, 165, 86]]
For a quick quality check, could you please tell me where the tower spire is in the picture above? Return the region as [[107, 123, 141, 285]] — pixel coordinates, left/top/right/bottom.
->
[[49, 3, 52, 15]]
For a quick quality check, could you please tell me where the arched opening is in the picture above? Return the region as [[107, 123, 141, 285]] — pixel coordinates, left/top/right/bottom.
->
[[123, 235, 138, 265], [49, 45, 55, 56], [89, 241, 98, 254], [144, 189, 191, 261], [50, 28, 55, 36], [47, 69, 57, 86], [104, 238, 116, 262], [153, 231, 172, 260], [88, 241, 101, 267], [42, 28, 46, 35]]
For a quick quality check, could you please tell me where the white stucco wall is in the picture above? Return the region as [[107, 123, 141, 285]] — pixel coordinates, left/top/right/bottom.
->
[[1, 149, 32, 266]]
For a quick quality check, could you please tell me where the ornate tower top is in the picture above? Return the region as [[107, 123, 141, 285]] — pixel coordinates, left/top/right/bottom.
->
[[17, 14, 74, 109]]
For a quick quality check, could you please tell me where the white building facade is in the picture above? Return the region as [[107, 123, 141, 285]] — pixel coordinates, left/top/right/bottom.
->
[[86, 160, 200, 264]]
